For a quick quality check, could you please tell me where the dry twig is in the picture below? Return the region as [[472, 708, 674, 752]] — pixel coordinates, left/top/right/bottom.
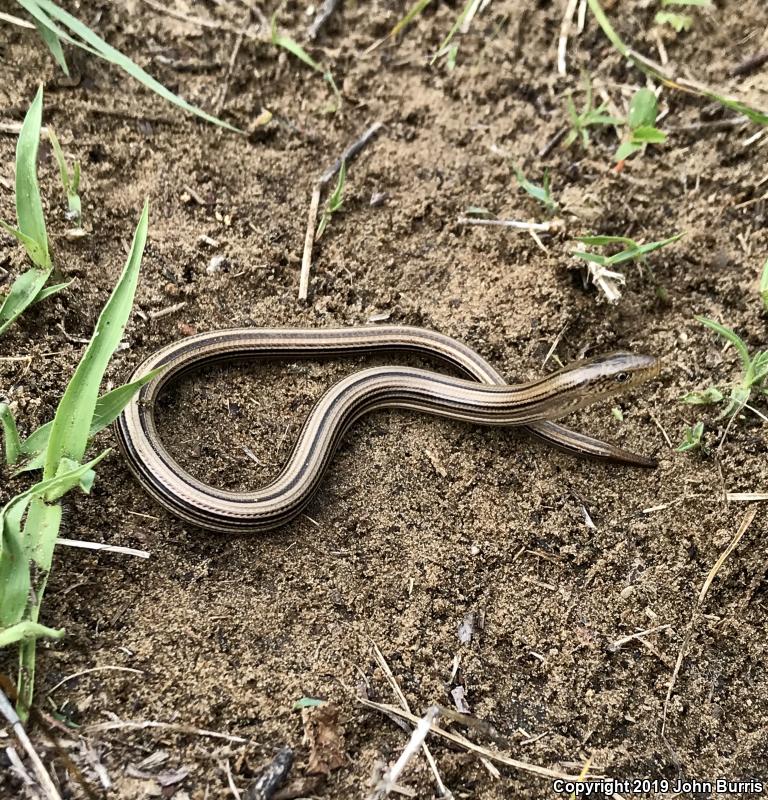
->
[[299, 123, 384, 301]]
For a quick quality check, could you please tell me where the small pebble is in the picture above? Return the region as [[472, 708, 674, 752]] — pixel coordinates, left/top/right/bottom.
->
[[207, 255, 228, 274]]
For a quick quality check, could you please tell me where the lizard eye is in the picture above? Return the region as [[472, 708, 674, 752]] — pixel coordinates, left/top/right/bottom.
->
[[615, 372, 629, 383]]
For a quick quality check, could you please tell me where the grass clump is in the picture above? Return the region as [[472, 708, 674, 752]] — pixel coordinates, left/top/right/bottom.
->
[[572, 232, 682, 303], [586, 0, 768, 126], [48, 128, 81, 225], [573, 233, 682, 269], [514, 167, 557, 214], [564, 73, 622, 148], [271, 11, 341, 110], [316, 161, 347, 239], [676, 421, 706, 453], [655, 0, 713, 33], [10, 0, 237, 130], [430, 0, 484, 68], [0, 201, 157, 719], [686, 317, 768, 420], [0, 87, 69, 336]]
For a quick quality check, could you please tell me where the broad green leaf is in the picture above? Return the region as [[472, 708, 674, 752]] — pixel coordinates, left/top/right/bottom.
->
[[696, 316, 752, 375], [654, 11, 693, 32], [20, 0, 239, 132], [0, 267, 52, 335], [628, 89, 658, 130], [293, 697, 327, 710], [676, 421, 704, 453], [33, 19, 69, 74], [752, 350, 768, 383], [614, 140, 643, 162], [43, 201, 148, 479], [681, 387, 723, 405], [588, 0, 768, 128], [632, 126, 667, 144], [14, 85, 49, 268], [0, 621, 64, 649], [719, 386, 750, 420]]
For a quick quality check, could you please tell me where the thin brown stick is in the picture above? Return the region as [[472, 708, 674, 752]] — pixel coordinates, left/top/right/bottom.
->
[[729, 50, 768, 77], [357, 697, 597, 782], [299, 123, 384, 301], [0, 689, 62, 800], [661, 506, 759, 739], [85, 718, 247, 743], [307, 0, 342, 40], [371, 643, 450, 797], [141, 0, 258, 37], [0, 10, 34, 28], [216, 32, 244, 116], [299, 184, 322, 302]]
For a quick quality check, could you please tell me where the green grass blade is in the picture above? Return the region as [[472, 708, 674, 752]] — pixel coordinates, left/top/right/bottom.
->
[[33, 18, 69, 74], [0, 498, 32, 629], [16, 0, 101, 58], [572, 251, 609, 266], [0, 621, 64, 649], [47, 128, 70, 191], [576, 235, 637, 247], [0, 268, 52, 336], [586, 0, 629, 57], [390, 0, 432, 38], [13, 85, 49, 268], [760, 257, 768, 311], [431, 0, 478, 64], [15, 369, 161, 473], [0, 220, 49, 267], [25, 0, 239, 131], [696, 316, 752, 375], [32, 279, 72, 305], [0, 404, 22, 465], [607, 233, 683, 265], [43, 201, 148, 479], [272, 32, 324, 73]]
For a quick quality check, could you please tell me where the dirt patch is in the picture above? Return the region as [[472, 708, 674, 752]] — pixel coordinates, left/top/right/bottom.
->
[[1, 1, 768, 798]]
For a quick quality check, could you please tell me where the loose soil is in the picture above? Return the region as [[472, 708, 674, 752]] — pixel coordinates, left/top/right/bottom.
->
[[1, 1, 768, 798]]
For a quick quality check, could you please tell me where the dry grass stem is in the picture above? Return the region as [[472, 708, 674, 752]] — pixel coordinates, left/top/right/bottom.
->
[[661, 506, 759, 739], [358, 697, 598, 782]]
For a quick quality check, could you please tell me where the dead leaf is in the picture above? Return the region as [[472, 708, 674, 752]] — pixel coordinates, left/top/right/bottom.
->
[[301, 704, 346, 775]]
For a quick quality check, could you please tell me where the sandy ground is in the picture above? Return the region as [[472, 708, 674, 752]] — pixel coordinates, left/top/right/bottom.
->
[[1, 0, 768, 798]]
